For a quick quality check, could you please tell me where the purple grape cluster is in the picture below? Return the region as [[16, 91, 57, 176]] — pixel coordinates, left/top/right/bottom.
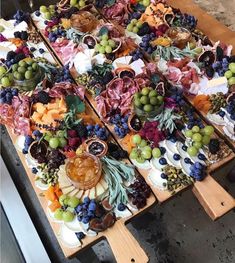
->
[[225, 100, 235, 121], [48, 28, 66, 42], [0, 88, 18, 105], [139, 33, 156, 54], [212, 58, 229, 76], [189, 162, 206, 181], [54, 64, 73, 83], [110, 114, 129, 138], [186, 109, 204, 129], [86, 124, 109, 141], [128, 177, 151, 209], [75, 197, 97, 224], [13, 10, 30, 25], [180, 13, 197, 30], [170, 89, 185, 106], [129, 48, 144, 61], [22, 135, 34, 154]]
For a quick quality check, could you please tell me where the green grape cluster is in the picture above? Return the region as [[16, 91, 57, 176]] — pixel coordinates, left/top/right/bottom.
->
[[70, 0, 86, 9], [12, 59, 39, 81], [185, 125, 214, 156], [134, 86, 164, 112], [129, 134, 162, 163], [0, 65, 13, 87], [44, 130, 67, 149], [95, 34, 116, 54], [39, 5, 56, 20], [127, 19, 143, 34], [54, 194, 81, 222]]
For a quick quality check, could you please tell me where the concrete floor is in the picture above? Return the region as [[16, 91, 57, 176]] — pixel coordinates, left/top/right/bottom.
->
[[1, 1, 235, 262]]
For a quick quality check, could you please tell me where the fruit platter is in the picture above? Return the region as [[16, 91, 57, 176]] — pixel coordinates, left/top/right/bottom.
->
[[0, 0, 235, 261]]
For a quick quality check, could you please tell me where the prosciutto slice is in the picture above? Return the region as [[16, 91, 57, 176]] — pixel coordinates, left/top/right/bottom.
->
[[103, 2, 127, 25], [49, 82, 85, 100], [96, 76, 139, 120]]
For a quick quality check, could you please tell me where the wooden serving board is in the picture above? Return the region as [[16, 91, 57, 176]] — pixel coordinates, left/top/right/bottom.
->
[[3, 26, 156, 260], [6, 101, 156, 260], [31, 8, 235, 220]]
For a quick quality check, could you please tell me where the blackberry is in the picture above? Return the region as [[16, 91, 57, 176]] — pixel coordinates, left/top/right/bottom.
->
[[137, 22, 151, 36], [108, 142, 119, 153], [14, 31, 21, 38], [14, 53, 26, 63], [6, 51, 16, 61], [37, 91, 51, 104], [102, 71, 114, 85], [216, 46, 224, 61], [75, 123, 87, 138], [208, 139, 220, 154], [20, 31, 28, 41], [205, 66, 214, 78]]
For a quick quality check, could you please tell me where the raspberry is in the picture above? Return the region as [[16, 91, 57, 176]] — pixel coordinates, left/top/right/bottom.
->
[[67, 129, 78, 138], [68, 137, 80, 148]]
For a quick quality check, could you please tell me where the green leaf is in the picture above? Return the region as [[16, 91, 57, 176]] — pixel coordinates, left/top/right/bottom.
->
[[65, 95, 85, 113], [98, 26, 109, 37]]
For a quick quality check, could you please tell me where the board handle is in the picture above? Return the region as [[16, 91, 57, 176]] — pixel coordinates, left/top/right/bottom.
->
[[105, 220, 149, 263], [192, 175, 235, 220]]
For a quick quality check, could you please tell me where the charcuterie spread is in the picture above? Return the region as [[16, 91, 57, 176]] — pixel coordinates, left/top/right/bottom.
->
[[1, 0, 235, 260]]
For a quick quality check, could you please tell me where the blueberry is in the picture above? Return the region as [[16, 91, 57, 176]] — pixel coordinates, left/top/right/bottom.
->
[[31, 167, 38, 174], [86, 125, 93, 131], [88, 202, 96, 211], [22, 148, 28, 154], [159, 147, 166, 155], [170, 137, 177, 143], [117, 203, 126, 211], [219, 110, 225, 118], [83, 197, 90, 204], [159, 157, 167, 165], [39, 48, 45, 54], [75, 232, 85, 240], [82, 216, 90, 224], [75, 205, 82, 213], [173, 154, 181, 161], [182, 145, 187, 151], [161, 173, 167, 179], [198, 153, 206, 160], [195, 162, 203, 170], [184, 158, 192, 164], [94, 124, 100, 131], [35, 10, 40, 16]]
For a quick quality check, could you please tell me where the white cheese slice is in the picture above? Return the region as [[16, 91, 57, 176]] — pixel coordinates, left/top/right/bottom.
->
[[131, 159, 151, 170], [114, 207, 132, 219], [207, 113, 226, 126], [200, 77, 228, 95], [35, 180, 49, 191], [148, 168, 167, 190], [58, 225, 82, 248], [15, 135, 25, 152]]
